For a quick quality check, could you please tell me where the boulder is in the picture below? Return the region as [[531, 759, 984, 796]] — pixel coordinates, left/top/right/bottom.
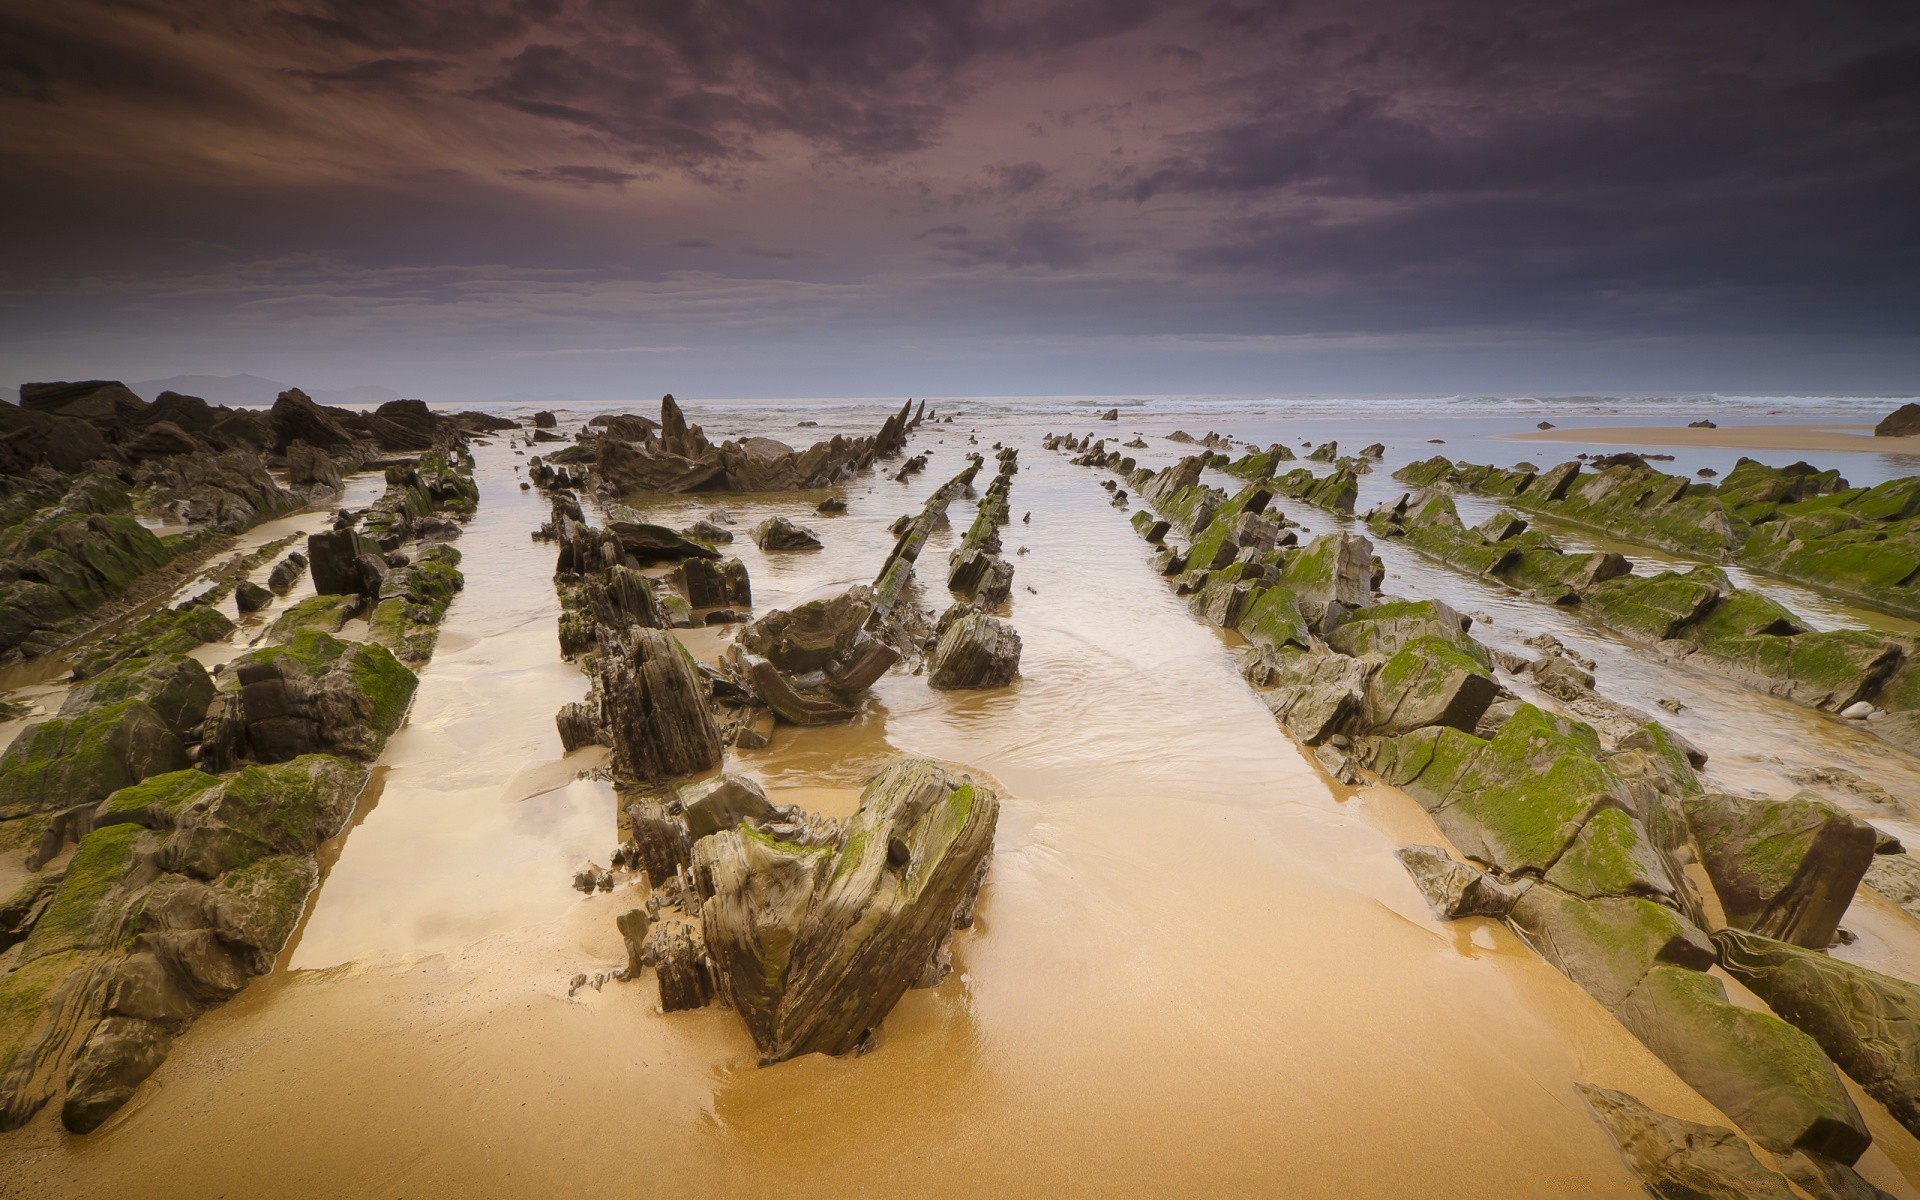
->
[[752, 516, 823, 551], [268, 389, 356, 454], [693, 759, 997, 1062], [1875, 403, 1920, 437], [1615, 963, 1868, 1161], [1260, 651, 1373, 744], [740, 588, 873, 674], [927, 605, 1021, 689], [1718, 928, 1920, 1142], [1395, 845, 1524, 919], [533, 410, 557, 429], [1577, 1085, 1798, 1200], [678, 557, 752, 609], [233, 581, 273, 613], [204, 631, 416, 766], [593, 626, 722, 782], [285, 440, 342, 501], [1508, 886, 1716, 1009], [680, 775, 782, 841], [1684, 791, 1875, 948], [307, 527, 379, 596]]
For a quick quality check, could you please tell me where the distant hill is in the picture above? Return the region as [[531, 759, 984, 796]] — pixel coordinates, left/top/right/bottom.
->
[[129, 374, 402, 409]]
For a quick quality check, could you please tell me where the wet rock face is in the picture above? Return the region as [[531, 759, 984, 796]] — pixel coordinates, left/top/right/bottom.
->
[[742, 587, 873, 673], [1577, 1085, 1800, 1200], [594, 625, 723, 783], [927, 604, 1021, 689], [752, 516, 822, 551], [693, 759, 998, 1063], [1718, 928, 1920, 1144], [1876, 403, 1920, 437], [204, 631, 418, 768], [588, 394, 918, 494], [1684, 791, 1876, 949]]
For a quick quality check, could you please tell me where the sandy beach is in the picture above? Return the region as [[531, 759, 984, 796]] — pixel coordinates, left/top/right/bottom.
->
[[1512, 421, 1920, 455]]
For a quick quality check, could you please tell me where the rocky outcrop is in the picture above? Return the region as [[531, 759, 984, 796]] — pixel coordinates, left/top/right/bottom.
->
[[947, 446, 1017, 607], [927, 604, 1021, 689], [201, 631, 417, 768], [1684, 792, 1875, 948], [690, 759, 997, 1062], [1054, 433, 1876, 1167], [752, 516, 822, 551], [588, 394, 922, 496], [589, 626, 723, 783], [1876, 403, 1920, 437], [1718, 928, 1920, 1143], [1577, 1085, 1800, 1200], [0, 469, 466, 1133]]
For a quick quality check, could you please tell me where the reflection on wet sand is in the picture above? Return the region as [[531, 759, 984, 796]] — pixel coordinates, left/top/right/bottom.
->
[[10, 417, 1920, 1198]]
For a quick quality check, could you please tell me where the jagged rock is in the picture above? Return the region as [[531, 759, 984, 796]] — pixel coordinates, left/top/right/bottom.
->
[[555, 701, 601, 752], [693, 759, 996, 1062], [1684, 791, 1875, 948], [1577, 1085, 1799, 1200], [741, 588, 874, 673], [678, 557, 751, 609], [928, 605, 1021, 689], [285, 440, 342, 503], [1718, 928, 1920, 1142], [307, 527, 379, 596], [595, 626, 722, 782], [1395, 845, 1525, 919], [626, 799, 692, 886], [233, 580, 273, 613], [753, 516, 822, 551], [268, 389, 357, 454], [1261, 651, 1373, 744], [644, 922, 714, 1012], [204, 631, 416, 767], [1875, 403, 1920, 437]]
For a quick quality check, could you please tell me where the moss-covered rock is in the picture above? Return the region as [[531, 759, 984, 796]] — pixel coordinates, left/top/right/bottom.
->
[[1684, 790, 1875, 949], [0, 699, 186, 819], [1382, 704, 1628, 876], [1365, 634, 1498, 736], [1541, 807, 1678, 901], [96, 768, 220, 830], [1615, 963, 1868, 1161], [17, 823, 146, 963], [164, 755, 365, 880], [1508, 885, 1714, 1008], [1718, 928, 1920, 1144]]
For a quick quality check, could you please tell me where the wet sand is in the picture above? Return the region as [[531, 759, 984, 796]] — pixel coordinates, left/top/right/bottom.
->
[[7, 421, 1920, 1197], [1513, 420, 1920, 455]]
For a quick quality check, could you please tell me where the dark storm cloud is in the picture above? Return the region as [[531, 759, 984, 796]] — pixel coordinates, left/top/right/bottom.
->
[[285, 57, 454, 92], [2, 0, 1918, 395], [502, 163, 638, 187]]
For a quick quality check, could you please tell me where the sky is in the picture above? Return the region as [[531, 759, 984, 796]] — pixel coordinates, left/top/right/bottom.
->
[[1, 0, 1917, 403]]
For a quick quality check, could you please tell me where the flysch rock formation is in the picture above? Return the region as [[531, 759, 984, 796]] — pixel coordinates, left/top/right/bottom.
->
[[563, 394, 927, 496], [0, 444, 479, 1132], [528, 406, 1001, 1067], [1054, 435, 1905, 1177], [2, 380, 498, 666]]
